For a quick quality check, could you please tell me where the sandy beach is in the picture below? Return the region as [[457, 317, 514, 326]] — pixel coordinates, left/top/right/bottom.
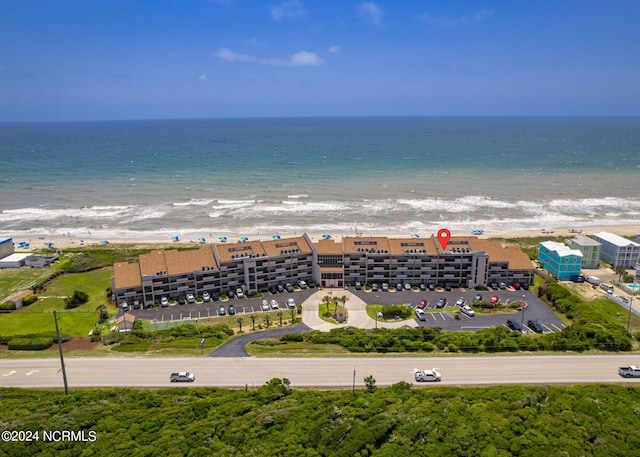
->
[[9, 224, 640, 251]]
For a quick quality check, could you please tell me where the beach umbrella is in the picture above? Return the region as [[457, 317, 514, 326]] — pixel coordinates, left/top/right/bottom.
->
[[218, 236, 227, 242], [411, 234, 420, 238], [172, 235, 180, 242], [198, 237, 206, 243], [45, 242, 54, 248], [240, 236, 249, 242], [322, 234, 331, 239], [272, 235, 281, 240], [100, 240, 110, 245]]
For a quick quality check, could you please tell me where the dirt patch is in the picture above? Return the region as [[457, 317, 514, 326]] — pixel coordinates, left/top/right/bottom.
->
[[47, 337, 100, 351]]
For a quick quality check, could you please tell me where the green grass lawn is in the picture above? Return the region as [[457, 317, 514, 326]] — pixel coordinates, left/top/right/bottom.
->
[[0, 266, 114, 339], [0, 267, 53, 301]]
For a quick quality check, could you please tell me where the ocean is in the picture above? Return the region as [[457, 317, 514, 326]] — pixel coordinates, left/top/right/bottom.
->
[[1, 116, 639, 242]]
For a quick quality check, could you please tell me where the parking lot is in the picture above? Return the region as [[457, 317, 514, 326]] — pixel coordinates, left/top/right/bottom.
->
[[347, 286, 566, 334], [126, 285, 566, 335]]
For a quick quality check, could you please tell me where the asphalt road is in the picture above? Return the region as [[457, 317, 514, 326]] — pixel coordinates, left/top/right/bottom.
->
[[1, 355, 639, 389]]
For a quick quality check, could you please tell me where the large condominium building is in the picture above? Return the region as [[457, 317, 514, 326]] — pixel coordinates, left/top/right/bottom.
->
[[112, 234, 534, 307], [538, 241, 583, 280], [568, 234, 601, 269], [592, 231, 640, 269]]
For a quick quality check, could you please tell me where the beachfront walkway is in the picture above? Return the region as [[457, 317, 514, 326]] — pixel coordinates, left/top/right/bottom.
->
[[301, 289, 418, 331]]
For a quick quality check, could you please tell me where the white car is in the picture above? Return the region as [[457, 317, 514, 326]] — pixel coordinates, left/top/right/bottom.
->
[[235, 288, 244, 299], [415, 368, 442, 382], [404, 283, 412, 290], [455, 297, 465, 306], [270, 300, 279, 310], [298, 280, 307, 289], [461, 305, 475, 317], [261, 299, 270, 311], [186, 294, 195, 304], [160, 296, 169, 307], [202, 292, 210, 302], [287, 298, 296, 309]]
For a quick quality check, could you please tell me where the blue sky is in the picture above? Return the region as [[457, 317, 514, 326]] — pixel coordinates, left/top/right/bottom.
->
[[1, 0, 639, 121]]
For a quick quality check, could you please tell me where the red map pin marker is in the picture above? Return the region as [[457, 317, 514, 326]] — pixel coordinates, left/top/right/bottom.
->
[[437, 228, 451, 250]]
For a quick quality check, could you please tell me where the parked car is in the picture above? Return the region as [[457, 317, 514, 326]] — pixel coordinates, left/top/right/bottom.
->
[[498, 282, 507, 290], [527, 319, 544, 333], [506, 319, 522, 331], [161, 296, 169, 307], [202, 292, 210, 302], [285, 283, 294, 293], [445, 285, 452, 291], [211, 293, 219, 301], [228, 305, 236, 315], [186, 293, 195, 303], [277, 284, 285, 293], [261, 299, 270, 311], [269, 285, 279, 294], [455, 297, 465, 306], [404, 283, 412, 290], [287, 298, 296, 309], [512, 282, 521, 290], [428, 283, 435, 291], [270, 300, 279, 310], [474, 293, 483, 302], [133, 300, 140, 309], [218, 305, 226, 316], [395, 282, 402, 291], [298, 280, 308, 289], [420, 283, 427, 291], [417, 299, 428, 309], [178, 297, 186, 305], [371, 283, 379, 292], [490, 295, 499, 304], [521, 283, 529, 290], [382, 283, 389, 292], [491, 282, 499, 290], [436, 297, 447, 308], [460, 305, 475, 317], [415, 309, 427, 321], [355, 281, 362, 290], [235, 288, 244, 298]]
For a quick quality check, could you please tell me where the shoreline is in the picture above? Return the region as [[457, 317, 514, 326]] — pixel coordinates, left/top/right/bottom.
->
[[8, 223, 640, 251]]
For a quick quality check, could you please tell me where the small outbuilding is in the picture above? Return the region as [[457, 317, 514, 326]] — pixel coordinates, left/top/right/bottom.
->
[[0, 253, 31, 269], [335, 305, 348, 323]]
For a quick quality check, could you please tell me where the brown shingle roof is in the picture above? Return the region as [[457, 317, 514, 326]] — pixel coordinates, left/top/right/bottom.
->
[[343, 236, 391, 254], [215, 240, 267, 263], [314, 238, 343, 254], [262, 236, 312, 257], [113, 262, 142, 289], [165, 245, 217, 275], [139, 250, 168, 276]]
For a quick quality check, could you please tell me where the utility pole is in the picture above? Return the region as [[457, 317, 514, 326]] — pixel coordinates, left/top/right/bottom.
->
[[627, 296, 633, 333], [53, 310, 69, 395]]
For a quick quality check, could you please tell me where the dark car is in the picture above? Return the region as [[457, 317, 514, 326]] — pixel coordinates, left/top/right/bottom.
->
[[428, 283, 435, 291], [211, 293, 219, 301], [355, 281, 362, 290], [521, 283, 529, 290], [228, 305, 236, 315], [178, 297, 187, 305], [491, 282, 499, 290], [277, 284, 285, 293], [445, 285, 452, 291], [474, 293, 483, 302], [507, 319, 522, 331], [269, 285, 279, 294], [417, 299, 428, 309], [285, 283, 294, 293], [420, 283, 427, 291], [371, 283, 379, 292], [436, 297, 447, 308], [527, 319, 543, 333]]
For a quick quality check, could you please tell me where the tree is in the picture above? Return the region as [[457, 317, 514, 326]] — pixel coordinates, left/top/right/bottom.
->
[[616, 267, 627, 283], [236, 317, 244, 333], [277, 311, 283, 326], [96, 304, 109, 322], [249, 314, 256, 331], [364, 375, 376, 393], [64, 290, 89, 309]]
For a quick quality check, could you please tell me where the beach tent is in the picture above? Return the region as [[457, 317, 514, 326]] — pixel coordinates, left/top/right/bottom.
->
[[198, 237, 206, 243], [172, 235, 180, 242], [471, 229, 484, 235], [240, 236, 249, 242], [272, 235, 281, 240], [218, 236, 227, 242]]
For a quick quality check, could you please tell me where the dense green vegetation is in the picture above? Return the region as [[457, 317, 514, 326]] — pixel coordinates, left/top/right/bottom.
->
[[1, 382, 639, 456]]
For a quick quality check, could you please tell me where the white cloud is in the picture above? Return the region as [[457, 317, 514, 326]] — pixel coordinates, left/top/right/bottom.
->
[[214, 47, 322, 66], [328, 45, 340, 54], [288, 51, 322, 66], [198, 74, 208, 81], [270, 0, 306, 20], [420, 8, 494, 28], [215, 48, 256, 63], [358, 2, 384, 26]]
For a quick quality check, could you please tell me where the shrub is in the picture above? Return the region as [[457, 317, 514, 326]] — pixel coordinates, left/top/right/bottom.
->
[[22, 294, 38, 306], [281, 333, 304, 343], [8, 337, 54, 350], [0, 301, 16, 312], [64, 290, 89, 309]]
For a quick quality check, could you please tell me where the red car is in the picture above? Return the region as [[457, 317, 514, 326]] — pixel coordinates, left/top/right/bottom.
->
[[490, 295, 499, 304], [417, 299, 428, 309]]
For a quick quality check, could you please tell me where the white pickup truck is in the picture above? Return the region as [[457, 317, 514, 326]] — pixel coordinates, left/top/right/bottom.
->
[[618, 366, 640, 378], [414, 368, 442, 382], [170, 371, 195, 382]]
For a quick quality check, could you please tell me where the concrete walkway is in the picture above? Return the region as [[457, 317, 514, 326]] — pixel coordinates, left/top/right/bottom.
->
[[301, 289, 417, 331]]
